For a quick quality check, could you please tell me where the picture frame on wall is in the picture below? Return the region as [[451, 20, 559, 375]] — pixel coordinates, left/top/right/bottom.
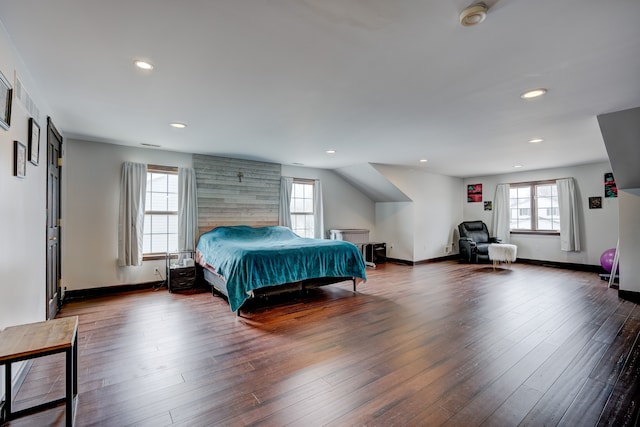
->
[[28, 118, 40, 165], [14, 140, 26, 178], [0, 69, 12, 131], [467, 183, 482, 203], [604, 172, 618, 198]]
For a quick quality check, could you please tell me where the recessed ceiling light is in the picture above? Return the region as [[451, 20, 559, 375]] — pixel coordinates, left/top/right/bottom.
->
[[513, 164, 523, 168], [528, 138, 544, 144], [419, 159, 428, 163], [520, 88, 547, 99], [326, 150, 336, 154], [134, 59, 154, 70], [459, 2, 488, 27], [170, 122, 187, 129]]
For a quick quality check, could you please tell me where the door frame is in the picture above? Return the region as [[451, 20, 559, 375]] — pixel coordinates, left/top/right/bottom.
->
[[46, 117, 62, 319]]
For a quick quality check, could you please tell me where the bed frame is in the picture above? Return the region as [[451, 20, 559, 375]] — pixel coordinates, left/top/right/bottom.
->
[[200, 265, 357, 314]]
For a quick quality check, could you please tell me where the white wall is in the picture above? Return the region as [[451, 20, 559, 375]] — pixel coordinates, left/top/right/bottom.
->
[[375, 202, 414, 261], [281, 165, 375, 237], [0, 22, 52, 327], [463, 161, 619, 266], [372, 165, 464, 262], [63, 152, 374, 291], [62, 139, 193, 291], [0, 20, 55, 399]]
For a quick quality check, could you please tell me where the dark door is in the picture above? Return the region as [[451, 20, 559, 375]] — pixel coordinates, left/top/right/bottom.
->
[[46, 117, 63, 319]]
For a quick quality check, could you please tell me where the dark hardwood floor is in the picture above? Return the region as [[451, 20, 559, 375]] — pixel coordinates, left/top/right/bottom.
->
[[4, 261, 640, 426]]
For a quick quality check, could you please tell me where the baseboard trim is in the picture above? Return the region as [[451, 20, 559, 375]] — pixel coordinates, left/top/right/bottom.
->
[[388, 255, 603, 272], [386, 255, 458, 266], [414, 255, 459, 265], [516, 258, 602, 273], [384, 257, 414, 266], [618, 290, 640, 304], [61, 258, 603, 302], [63, 281, 164, 302]]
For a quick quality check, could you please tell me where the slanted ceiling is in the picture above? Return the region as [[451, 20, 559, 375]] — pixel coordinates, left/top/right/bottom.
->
[[335, 164, 411, 203], [1, 1, 638, 177], [193, 152, 410, 236], [597, 106, 640, 191]]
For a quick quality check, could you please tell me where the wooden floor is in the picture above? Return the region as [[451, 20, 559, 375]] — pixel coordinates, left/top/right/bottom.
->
[[5, 261, 640, 426]]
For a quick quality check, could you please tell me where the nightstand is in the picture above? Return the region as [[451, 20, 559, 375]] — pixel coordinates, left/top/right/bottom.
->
[[166, 250, 197, 292]]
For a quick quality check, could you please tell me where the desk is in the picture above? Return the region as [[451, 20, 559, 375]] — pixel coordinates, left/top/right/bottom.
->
[[0, 316, 78, 426], [488, 243, 518, 270]]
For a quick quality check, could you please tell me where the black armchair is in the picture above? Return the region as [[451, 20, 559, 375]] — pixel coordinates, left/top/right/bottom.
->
[[458, 221, 501, 263]]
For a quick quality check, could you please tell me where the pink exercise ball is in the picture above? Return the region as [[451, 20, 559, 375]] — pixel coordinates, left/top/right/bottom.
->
[[600, 248, 618, 273]]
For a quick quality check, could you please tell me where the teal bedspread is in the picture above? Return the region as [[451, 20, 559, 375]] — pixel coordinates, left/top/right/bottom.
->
[[196, 226, 367, 311]]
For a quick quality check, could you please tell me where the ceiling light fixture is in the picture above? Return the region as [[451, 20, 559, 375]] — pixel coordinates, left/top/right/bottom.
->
[[326, 150, 336, 154], [460, 2, 488, 26], [170, 122, 187, 129], [528, 138, 544, 144], [520, 88, 548, 99], [513, 164, 523, 168], [134, 59, 154, 70], [419, 159, 428, 163]]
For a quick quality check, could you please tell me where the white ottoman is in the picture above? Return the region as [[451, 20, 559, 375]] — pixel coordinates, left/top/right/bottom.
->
[[488, 243, 517, 269]]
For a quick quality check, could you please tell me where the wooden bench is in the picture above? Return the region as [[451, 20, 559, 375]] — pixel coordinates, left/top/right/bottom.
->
[[0, 316, 79, 426]]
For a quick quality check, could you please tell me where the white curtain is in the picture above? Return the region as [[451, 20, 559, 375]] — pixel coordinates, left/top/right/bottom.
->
[[557, 177, 581, 251], [279, 177, 293, 228], [313, 179, 324, 239], [178, 167, 198, 251], [118, 162, 147, 266], [492, 183, 511, 243]]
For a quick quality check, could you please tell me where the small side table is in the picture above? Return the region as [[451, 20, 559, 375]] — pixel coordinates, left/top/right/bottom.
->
[[166, 250, 197, 292], [488, 243, 518, 270], [0, 316, 79, 426]]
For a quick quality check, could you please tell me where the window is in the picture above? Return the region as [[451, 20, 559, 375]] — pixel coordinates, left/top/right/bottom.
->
[[144, 166, 179, 255], [290, 180, 315, 238], [509, 181, 559, 232]]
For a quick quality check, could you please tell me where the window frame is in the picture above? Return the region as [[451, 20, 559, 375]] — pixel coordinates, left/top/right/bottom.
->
[[509, 179, 560, 236], [143, 165, 179, 260], [290, 178, 315, 238]]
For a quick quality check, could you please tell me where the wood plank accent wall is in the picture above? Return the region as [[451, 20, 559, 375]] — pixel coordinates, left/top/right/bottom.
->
[[194, 154, 281, 236]]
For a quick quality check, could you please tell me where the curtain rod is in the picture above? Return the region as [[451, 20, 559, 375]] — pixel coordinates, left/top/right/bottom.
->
[[281, 176, 317, 182], [498, 177, 573, 186]]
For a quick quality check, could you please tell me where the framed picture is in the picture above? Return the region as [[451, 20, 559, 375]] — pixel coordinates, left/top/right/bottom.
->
[[467, 183, 482, 202], [604, 172, 617, 198], [28, 118, 40, 165], [484, 201, 492, 211], [589, 196, 602, 209], [14, 140, 26, 178], [0, 69, 12, 130]]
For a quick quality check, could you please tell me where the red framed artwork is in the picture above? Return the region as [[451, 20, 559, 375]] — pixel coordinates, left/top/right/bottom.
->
[[467, 183, 482, 203]]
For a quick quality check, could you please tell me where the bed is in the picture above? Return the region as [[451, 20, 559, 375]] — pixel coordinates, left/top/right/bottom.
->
[[195, 225, 367, 312]]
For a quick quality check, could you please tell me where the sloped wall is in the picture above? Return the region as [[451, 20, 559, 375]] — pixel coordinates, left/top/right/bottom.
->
[[598, 107, 640, 190], [598, 107, 640, 293], [371, 164, 464, 263]]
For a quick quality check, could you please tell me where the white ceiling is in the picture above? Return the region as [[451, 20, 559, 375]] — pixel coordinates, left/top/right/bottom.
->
[[1, 0, 639, 178]]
